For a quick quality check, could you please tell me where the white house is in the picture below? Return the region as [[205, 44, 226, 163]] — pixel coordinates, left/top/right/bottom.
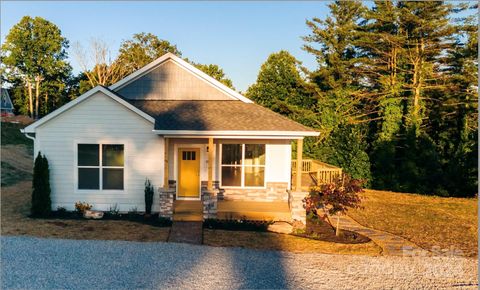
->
[[22, 53, 319, 222]]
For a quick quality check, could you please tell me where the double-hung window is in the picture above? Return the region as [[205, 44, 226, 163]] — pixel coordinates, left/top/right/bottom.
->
[[77, 144, 124, 190], [221, 144, 265, 187]]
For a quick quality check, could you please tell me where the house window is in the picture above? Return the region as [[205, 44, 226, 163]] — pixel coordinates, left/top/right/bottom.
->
[[77, 144, 124, 190], [221, 144, 265, 187]]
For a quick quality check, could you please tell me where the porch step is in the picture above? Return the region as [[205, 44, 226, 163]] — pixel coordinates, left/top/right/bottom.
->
[[173, 213, 203, 222], [173, 200, 203, 222], [217, 201, 291, 222]]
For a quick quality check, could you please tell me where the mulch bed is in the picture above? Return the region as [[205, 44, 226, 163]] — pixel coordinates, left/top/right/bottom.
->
[[34, 211, 172, 227], [294, 217, 371, 244], [203, 218, 271, 232]]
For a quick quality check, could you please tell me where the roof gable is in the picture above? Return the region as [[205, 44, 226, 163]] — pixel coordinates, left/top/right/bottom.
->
[[109, 53, 253, 103], [22, 86, 155, 133]]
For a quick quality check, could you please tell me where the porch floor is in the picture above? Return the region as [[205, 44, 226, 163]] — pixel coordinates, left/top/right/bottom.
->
[[217, 201, 291, 222], [173, 200, 203, 222]]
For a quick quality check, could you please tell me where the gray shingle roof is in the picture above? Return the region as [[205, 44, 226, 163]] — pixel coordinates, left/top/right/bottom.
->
[[126, 100, 316, 132]]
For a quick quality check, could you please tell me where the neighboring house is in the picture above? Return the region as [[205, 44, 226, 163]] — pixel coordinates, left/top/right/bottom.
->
[[21, 53, 319, 223], [1, 88, 14, 116]]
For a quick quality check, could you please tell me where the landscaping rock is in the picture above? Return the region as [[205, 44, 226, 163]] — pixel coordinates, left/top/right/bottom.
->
[[267, 221, 293, 234], [83, 210, 104, 219]]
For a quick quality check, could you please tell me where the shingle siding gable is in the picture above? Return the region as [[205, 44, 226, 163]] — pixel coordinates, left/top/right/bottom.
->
[[116, 60, 234, 101]]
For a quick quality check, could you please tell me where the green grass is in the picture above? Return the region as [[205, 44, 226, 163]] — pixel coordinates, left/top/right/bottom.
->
[[349, 189, 478, 257], [1, 161, 31, 187], [1, 122, 32, 147]]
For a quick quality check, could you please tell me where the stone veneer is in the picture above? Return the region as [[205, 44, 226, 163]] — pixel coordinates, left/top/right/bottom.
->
[[217, 182, 289, 202], [158, 187, 175, 219], [202, 189, 219, 219], [288, 191, 308, 225]]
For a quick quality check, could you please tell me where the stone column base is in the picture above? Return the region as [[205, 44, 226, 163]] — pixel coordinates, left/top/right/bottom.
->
[[202, 189, 219, 219], [158, 187, 175, 219], [289, 191, 308, 226]]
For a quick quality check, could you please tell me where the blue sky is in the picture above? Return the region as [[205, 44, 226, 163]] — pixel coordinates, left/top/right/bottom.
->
[[1, 1, 332, 92]]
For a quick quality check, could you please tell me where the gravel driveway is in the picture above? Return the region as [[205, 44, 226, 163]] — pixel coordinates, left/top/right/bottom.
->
[[1, 236, 477, 289]]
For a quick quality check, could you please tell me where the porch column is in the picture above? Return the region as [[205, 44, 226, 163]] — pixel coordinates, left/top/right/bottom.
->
[[164, 138, 169, 189], [295, 138, 303, 190], [207, 137, 214, 190]]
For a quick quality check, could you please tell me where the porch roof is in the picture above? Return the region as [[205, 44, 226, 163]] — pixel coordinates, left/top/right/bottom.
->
[[127, 100, 319, 137]]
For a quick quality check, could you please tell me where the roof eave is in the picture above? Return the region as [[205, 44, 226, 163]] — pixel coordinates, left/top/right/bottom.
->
[[152, 130, 319, 139]]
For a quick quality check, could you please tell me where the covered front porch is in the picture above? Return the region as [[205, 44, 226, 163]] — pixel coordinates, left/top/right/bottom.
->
[[157, 136, 309, 223]]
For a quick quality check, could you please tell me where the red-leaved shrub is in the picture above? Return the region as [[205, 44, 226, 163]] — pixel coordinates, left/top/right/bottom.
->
[[304, 175, 364, 228]]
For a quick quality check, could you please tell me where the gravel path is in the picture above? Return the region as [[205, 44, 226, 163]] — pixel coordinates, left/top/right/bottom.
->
[[1, 236, 477, 289]]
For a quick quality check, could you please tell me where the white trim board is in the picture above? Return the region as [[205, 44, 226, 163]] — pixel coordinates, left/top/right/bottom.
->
[[153, 130, 319, 138], [21, 86, 155, 133], [108, 52, 253, 104]]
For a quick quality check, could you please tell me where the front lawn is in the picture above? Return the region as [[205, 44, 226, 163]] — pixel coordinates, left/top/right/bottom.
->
[[348, 189, 478, 257], [1, 181, 170, 242]]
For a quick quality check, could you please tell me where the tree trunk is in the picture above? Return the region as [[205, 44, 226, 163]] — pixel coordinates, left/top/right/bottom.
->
[[335, 216, 341, 236], [35, 76, 41, 119], [44, 91, 48, 115], [27, 80, 33, 118]]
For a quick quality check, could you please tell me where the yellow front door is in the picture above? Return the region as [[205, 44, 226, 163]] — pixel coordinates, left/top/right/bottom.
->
[[178, 148, 200, 199]]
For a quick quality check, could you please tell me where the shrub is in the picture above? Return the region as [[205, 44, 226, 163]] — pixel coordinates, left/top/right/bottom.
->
[[144, 179, 154, 215], [56, 206, 67, 214], [305, 175, 363, 235], [109, 203, 120, 216], [75, 201, 92, 214], [31, 152, 51, 217]]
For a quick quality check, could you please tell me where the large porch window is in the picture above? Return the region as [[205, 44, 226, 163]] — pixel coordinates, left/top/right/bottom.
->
[[77, 144, 124, 190], [221, 144, 265, 188]]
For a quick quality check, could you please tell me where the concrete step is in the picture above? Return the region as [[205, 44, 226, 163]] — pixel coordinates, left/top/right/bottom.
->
[[173, 213, 203, 222]]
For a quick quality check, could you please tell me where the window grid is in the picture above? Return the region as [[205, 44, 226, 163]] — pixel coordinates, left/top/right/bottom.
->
[[220, 144, 265, 188], [77, 144, 124, 190]]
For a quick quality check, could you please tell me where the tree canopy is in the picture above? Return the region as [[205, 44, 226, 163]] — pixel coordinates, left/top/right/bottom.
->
[[1, 16, 71, 118]]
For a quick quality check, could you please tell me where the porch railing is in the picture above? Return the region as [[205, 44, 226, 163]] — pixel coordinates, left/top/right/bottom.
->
[[292, 159, 343, 185]]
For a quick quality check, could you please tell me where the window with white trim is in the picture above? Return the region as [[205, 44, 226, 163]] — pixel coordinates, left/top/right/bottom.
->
[[77, 144, 124, 190], [221, 144, 265, 187]]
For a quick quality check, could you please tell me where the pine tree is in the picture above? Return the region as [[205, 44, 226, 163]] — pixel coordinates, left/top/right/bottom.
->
[[303, 1, 372, 181], [31, 152, 52, 217]]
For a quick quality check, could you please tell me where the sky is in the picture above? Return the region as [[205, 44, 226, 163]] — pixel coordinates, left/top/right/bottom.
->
[[1, 1, 333, 92]]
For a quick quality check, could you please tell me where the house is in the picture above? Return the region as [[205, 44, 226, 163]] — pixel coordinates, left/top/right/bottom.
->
[[1, 88, 14, 116], [21, 53, 319, 223]]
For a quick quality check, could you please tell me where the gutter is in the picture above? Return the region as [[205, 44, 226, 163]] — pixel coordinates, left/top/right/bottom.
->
[[20, 129, 36, 141]]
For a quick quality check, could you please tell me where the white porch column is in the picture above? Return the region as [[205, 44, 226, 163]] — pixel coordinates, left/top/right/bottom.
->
[[164, 138, 169, 189], [295, 138, 303, 191], [207, 137, 214, 190]]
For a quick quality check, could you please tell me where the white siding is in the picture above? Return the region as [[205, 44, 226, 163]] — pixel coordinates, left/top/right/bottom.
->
[[35, 91, 164, 212], [265, 142, 292, 189]]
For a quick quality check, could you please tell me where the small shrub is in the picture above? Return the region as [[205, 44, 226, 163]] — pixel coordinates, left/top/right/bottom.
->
[[144, 179, 154, 215], [75, 201, 92, 214], [305, 175, 363, 235], [56, 206, 67, 214], [156, 216, 173, 227], [128, 207, 139, 220], [31, 152, 51, 217], [109, 203, 120, 216]]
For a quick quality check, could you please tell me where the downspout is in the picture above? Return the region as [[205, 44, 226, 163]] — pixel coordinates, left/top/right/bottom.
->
[[20, 129, 36, 142]]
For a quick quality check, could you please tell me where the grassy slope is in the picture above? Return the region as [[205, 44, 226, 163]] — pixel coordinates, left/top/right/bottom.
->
[[1, 122, 33, 186], [1, 122, 32, 147], [349, 189, 478, 257]]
